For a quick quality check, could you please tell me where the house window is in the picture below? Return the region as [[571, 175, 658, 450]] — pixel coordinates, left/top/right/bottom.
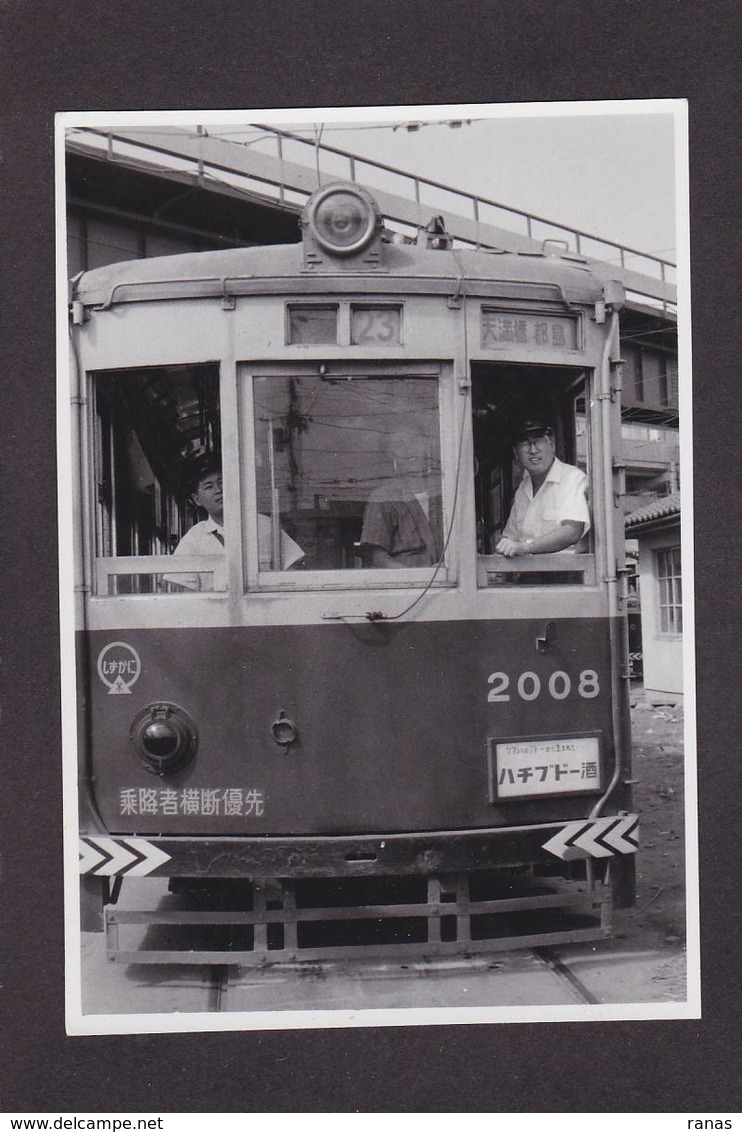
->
[[656, 546, 682, 634]]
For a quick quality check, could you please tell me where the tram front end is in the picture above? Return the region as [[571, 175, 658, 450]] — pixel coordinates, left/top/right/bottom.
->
[[71, 183, 636, 961]]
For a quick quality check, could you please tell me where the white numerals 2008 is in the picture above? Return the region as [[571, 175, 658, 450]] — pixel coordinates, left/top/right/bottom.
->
[[487, 669, 600, 703]]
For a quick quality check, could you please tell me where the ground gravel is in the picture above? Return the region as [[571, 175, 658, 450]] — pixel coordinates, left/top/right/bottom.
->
[[615, 685, 687, 952]]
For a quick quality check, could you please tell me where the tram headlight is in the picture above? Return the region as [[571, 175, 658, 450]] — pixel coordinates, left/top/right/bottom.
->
[[130, 703, 198, 776], [304, 183, 381, 256], [142, 720, 179, 758]]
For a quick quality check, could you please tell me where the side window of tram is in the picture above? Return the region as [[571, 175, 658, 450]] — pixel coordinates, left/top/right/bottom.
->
[[471, 363, 591, 586], [251, 374, 442, 571], [92, 364, 223, 594]]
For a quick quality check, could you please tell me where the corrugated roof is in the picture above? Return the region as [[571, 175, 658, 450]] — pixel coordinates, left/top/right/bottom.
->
[[625, 491, 681, 529]]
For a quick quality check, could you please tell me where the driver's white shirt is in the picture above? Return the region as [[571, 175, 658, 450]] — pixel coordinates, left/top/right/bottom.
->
[[502, 457, 590, 551]]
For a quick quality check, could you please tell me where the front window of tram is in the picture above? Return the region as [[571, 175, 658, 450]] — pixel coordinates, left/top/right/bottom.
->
[[90, 365, 443, 592], [251, 373, 442, 572], [90, 361, 591, 593], [472, 363, 592, 586], [91, 364, 224, 594]]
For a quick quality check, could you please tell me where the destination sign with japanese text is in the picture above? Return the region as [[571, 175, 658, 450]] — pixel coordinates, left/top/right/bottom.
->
[[481, 309, 579, 351]]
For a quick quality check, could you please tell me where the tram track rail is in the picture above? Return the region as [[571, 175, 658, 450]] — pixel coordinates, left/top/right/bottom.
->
[[533, 947, 601, 1005], [200, 945, 603, 1013]]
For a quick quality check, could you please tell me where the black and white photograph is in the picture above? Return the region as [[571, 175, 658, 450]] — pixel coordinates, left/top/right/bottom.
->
[[56, 101, 695, 1035]]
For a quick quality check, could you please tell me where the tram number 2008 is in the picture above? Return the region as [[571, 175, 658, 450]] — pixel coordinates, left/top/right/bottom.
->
[[487, 669, 600, 703]]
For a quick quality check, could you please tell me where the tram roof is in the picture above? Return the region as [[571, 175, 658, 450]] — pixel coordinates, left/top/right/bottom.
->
[[72, 239, 614, 310]]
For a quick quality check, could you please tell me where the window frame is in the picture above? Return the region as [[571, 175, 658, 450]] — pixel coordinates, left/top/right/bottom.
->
[[239, 360, 456, 592], [655, 544, 683, 636], [472, 362, 597, 588], [87, 361, 224, 599]]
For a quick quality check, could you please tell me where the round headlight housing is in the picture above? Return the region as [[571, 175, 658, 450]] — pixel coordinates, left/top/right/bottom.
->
[[305, 183, 380, 256], [130, 703, 198, 776]]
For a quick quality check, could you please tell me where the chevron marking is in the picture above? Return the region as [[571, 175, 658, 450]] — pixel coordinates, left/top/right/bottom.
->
[[543, 814, 640, 860], [123, 838, 172, 876], [79, 839, 106, 874], [88, 836, 138, 876], [571, 818, 619, 859], [541, 822, 589, 861], [601, 815, 640, 854], [79, 836, 172, 877]]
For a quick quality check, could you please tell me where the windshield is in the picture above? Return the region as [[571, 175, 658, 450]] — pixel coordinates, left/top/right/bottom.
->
[[251, 372, 443, 572]]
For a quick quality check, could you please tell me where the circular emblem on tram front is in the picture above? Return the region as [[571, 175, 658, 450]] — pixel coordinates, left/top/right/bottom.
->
[[97, 641, 142, 695]]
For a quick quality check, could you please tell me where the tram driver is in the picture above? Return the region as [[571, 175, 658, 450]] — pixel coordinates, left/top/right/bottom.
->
[[360, 427, 443, 568], [495, 419, 590, 557], [167, 458, 304, 590]]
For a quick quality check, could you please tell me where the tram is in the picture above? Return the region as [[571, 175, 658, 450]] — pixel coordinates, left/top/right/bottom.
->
[[69, 181, 637, 963]]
